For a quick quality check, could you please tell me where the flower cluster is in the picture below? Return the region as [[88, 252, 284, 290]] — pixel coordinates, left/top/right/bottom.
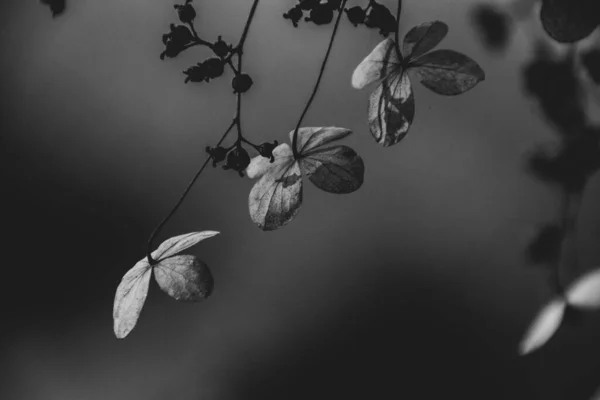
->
[[283, 0, 344, 27], [345, 1, 397, 36], [207, 140, 278, 177]]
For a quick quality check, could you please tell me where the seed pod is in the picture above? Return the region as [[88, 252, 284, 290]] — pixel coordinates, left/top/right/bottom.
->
[[345, 6, 366, 26], [206, 146, 228, 166], [257, 141, 279, 163], [223, 146, 251, 177], [305, 4, 334, 25], [232, 74, 254, 94], [174, 0, 196, 24], [203, 58, 225, 80], [283, 6, 303, 27], [213, 36, 232, 58]]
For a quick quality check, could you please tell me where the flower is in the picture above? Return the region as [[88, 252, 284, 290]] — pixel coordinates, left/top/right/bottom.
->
[[113, 231, 219, 339], [246, 127, 364, 230], [352, 21, 485, 147]]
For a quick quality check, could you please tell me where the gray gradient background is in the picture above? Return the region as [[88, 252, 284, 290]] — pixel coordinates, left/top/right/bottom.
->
[[2, 0, 600, 399]]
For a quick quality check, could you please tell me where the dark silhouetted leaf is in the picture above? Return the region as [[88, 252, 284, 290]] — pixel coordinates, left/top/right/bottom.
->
[[519, 297, 566, 355], [248, 144, 303, 231], [291, 127, 353, 154], [153, 231, 220, 261], [113, 259, 152, 339], [566, 269, 600, 308], [403, 21, 449, 60], [368, 71, 415, 146], [40, 0, 66, 17], [540, 0, 600, 43], [153, 255, 213, 301], [470, 3, 513, 51], [352, 38, 401, 89], [522, 42, 586, 134], [409, 50, 485, 95], [300, 145, 364, 193]]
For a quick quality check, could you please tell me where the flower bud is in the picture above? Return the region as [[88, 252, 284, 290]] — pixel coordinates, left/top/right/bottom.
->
[[183, 63, 208, 83], [203, 58, 225, 80], [345, 6, 366, 26], [232, 74, 254, 94], [223, 146, 251, 177], [258, 141, 279, 163], [213, 36, 232, 58], [283, 6, 303, 27], [206, 146, 228, 167], [305, 5, 334, 25], [174, 0, 197, 24]]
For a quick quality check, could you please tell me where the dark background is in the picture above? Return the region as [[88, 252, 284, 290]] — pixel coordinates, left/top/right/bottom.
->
[[2, 0, 600, 399]]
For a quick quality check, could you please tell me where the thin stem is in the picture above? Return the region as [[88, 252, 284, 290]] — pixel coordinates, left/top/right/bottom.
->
[[146, 0, 261, 264], [394, 0, 402, 47], [146, 120, 236, 264], [291, 0, 348, 158]]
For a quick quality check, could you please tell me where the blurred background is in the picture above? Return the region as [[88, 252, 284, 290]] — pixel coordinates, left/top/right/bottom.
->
[[1, 0, 600, 399]]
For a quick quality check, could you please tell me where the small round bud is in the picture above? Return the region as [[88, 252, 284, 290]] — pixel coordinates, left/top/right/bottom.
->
[[258, 140, 279, 163], [203, 58, 225, 80], [345, 6, 366, 26], [305, 5, 334, 25], [213, 36, 232, 58], [174, 0, 197, 24], [206, 146, 228, 166], [223, 146, 251, 177], [232, 73, 254, 94], [283, 6, 303, 27]]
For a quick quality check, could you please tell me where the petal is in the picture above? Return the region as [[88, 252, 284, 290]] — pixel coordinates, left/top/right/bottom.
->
[[540, 0, 600, 43], [113, 259, 152, 339], [153, 255, 213, 301], [409, 49, 485, 95], [249, 158, 303, 231], [368, 71, 415, 147], [246, 143, 293, 180], [403, 21, 449, 61], [519, 297, 566, 355], [289, 127, 352, 155], [566, 268, 600, 308], [300, 145, 364, 194], [352, 38, 402, 89], [153, 231, 220, 261]]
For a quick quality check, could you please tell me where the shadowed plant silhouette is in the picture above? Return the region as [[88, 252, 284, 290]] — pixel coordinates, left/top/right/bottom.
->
[[517, 39, 600, 358], [40, 0, 66, 17]]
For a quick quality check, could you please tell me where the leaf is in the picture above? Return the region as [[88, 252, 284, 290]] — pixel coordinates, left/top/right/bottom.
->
[[113, 259, 153, 339], [290, 127, 352, 154], [403, 21, 449, 61], [352, 38, 402, 89], [248, 144, 303, 231], [246, 143, 293, 180], [540, 0, 600, 43], [153, 231, 220, 262], [566, 269, 600, 308], [409, 50, 485, 95], [368, 70, 415, 147], [519, 297, 566, 355], [300, 145, 364, 194], [153, 255, 213, 301]]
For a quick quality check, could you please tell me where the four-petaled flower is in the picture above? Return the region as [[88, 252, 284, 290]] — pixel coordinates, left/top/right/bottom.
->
[[246, 127, 364, 231], [352, 21, 485, 147]]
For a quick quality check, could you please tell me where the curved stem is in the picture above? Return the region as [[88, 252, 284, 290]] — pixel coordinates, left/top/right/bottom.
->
[[146, 0, 261, 264], [394, 0, 402, 47], [146, 120, 236, 264], [292, 0, 348, 158]]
